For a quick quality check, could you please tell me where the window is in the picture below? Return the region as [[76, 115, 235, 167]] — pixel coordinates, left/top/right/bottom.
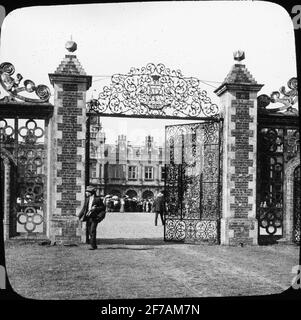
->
[[128, 166, 137, 180], [161, 166, 166, 181], [109, 164, 126, 180], [145, 166, 153, 180], [90, 162, 97, 178]]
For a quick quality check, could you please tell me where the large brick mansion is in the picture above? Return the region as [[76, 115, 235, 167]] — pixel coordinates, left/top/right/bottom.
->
[[88, 118, 165, 200]]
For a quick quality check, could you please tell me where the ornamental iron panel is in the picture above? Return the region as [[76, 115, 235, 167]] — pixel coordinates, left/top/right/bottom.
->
[[0, 62, 51, 103], [164, 121, 221, 243], [0, 118, 46, 235], [257, 128, 284, 242], [257, 77, 298, 116], [87, 63, 220, 119], [257, 77, 299, 245], [293, 166, 300, 244], [257, 126, 300, 244]]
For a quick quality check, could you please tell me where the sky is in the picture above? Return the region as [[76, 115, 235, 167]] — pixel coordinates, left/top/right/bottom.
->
[[0, 1, 297, 144]]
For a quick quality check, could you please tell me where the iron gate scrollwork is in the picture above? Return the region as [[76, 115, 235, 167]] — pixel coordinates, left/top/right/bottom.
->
[[0, 61, 52, 238], [0, 62, 51, 103], [17, 119, 45, 233], [257, 126, 300, 244], [85, 62, 222, 243], [257, 77, 299, 245], [87, 63, 219, 118], [0, 118, 46, 235], [164, 121, 221, 243], [257, 128, 284, 239]]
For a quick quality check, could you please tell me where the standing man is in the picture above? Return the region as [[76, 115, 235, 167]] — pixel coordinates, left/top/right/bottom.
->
[[78, 186, 106, 250], [153, 191, 165, 226]]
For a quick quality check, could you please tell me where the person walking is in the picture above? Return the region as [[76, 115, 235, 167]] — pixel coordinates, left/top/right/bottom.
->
[[78, 186, 106, 250], [153, 191, 165, 226]]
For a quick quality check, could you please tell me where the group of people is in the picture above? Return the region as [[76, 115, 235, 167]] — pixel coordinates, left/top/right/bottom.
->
[[78, 186, 165, 250], [102, 195, 156, 213]]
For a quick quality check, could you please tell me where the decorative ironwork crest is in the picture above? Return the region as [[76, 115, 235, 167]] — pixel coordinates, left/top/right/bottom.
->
[[0, 62, 51, 103], [257, 77, 298, 115], [87, 63, 219, 118]]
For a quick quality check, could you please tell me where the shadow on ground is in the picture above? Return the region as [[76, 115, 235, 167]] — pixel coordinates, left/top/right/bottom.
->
[[96, 237, 176, 246]]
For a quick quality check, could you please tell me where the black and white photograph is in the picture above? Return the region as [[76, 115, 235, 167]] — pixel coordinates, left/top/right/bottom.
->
[[0, 0, 300, 305]]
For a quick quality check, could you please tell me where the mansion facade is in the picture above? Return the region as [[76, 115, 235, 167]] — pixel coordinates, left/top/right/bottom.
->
[[88, 119, 165, 200]]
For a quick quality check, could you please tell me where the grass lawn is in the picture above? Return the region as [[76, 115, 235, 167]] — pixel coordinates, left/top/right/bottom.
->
[[4, 239, 300, 300]]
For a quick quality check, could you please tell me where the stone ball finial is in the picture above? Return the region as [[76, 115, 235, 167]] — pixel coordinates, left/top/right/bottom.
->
[[65, 40, 77, 52], [233, 50, 245, 62]]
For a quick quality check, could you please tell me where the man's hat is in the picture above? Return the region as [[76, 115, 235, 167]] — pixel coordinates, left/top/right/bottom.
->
[[86, 186, 96, 193]]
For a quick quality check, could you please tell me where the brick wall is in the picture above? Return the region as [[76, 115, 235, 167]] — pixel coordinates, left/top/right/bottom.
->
[[56, 84, 83, 216], [229, 99, 254, 219], [48, 51, 91, 243], [224, 95, 258, 245], [214, 58, 263, 245]]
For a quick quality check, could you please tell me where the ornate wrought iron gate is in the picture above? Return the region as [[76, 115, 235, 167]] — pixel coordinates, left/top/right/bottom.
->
[[0, 118, 47, 236], [257, 77, 299, 245], [0, 61, 52, 238], [86, 62, 222, 243], [257, 127, 285, 244], [257, 126, 300, 244], [164, 121, 221, 243], [293, 166, 300, 243]]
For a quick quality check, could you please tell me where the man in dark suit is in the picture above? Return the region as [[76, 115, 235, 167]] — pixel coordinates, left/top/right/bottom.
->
[[153, 191, 165, 226], [78, 186, 106, 250]]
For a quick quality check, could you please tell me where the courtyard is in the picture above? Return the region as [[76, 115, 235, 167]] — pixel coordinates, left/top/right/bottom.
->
[[4, 212, 299, 300]]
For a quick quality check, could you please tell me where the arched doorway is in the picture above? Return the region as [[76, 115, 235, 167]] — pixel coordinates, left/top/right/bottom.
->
[[293, 166, 300, 243], [142, 190, 154, 200], [124, 189, 138, 212], [126, 189, 137, 199], [110, 189, 121, 197]]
